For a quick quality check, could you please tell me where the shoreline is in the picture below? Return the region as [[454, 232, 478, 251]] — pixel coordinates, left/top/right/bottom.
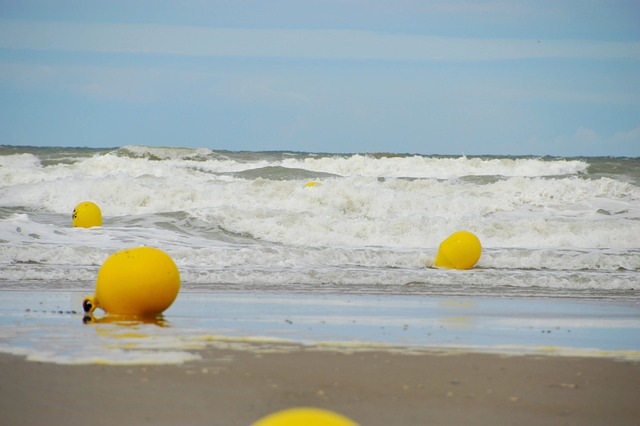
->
[[2, 345, 640, 426], [1, 290, 640, 364]]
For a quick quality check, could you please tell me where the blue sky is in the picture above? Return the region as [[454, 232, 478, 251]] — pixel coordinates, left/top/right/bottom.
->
[[1, 1, 639, 156]]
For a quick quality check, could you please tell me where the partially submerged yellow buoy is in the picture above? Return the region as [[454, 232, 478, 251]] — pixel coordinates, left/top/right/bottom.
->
[[252, 407, 358, 426], [72, 201, 102, 228], [305, 181, 321, 187], [435, 231, 482, 270], [83, 247, 180, 316]]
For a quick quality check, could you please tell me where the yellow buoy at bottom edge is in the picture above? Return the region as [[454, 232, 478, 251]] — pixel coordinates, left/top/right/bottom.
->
[[252, 407, 358, 426], [83, 247, 180, 316], [72, 201, 102, 228], [435, 231, 482, 270]]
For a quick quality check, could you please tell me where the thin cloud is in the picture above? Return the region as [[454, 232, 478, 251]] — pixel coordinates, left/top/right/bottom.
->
[[613, 127, 640, 143], [540, 127, 640, 156], [0, 61, 201, 103], [1, 20, 639, 62]]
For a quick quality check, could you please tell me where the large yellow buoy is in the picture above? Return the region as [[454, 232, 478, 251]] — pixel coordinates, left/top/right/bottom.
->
[[252, 407, 358, 426], [83, 247, 180, 316], [435, 231, 482, 270], [72, 201, 102, 228]]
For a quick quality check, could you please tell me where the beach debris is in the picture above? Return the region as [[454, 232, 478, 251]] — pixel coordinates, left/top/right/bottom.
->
[[25, 309, 78, 315], [551, 383, 578, 389], [435, 231, 482, 270], [83, 247, 180, 316], [72, 201, 102, 228], [252, 407, 357, 426]]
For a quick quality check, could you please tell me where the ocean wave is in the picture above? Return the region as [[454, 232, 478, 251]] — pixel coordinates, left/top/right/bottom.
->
[[1, 146, 638, 297], [108, 146, 592, 178], [229, 165, 339, 181], [279, 154, 590, 179], [114, 145, 221, 162]]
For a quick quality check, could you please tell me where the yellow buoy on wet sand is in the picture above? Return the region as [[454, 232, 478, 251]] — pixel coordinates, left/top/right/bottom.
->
[[435, 231, 482, 270], [72, 201, 102, 228], [83, 247, 180, 316], [252, 407, 358, 426]]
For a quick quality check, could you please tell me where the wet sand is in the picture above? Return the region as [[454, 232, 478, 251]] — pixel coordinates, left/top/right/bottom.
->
[[2, 290, 640, 425], [2, 344, 639, 426]]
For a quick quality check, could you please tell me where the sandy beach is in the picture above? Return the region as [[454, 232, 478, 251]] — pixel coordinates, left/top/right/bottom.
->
[[1, 291, 639, 425], [2, 345, 640, 426]]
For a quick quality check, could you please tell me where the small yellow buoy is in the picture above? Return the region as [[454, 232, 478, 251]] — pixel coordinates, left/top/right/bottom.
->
[[72, 201, 102, 228], [252, 407, 358, 426], [305, 181, 321, 187], [83, 247, 180, 316], [435, 231, 482, 270]]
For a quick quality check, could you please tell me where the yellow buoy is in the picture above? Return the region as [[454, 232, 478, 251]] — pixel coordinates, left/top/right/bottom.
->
[[305, 181, 321, 187], [252, 407, 358, 426], [83, 247, 180, 316], [435, 231, 482, 270], [72, 201, 102, 228]]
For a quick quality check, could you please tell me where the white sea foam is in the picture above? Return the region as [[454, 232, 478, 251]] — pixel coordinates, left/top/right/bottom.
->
[[1, 147, 639, 295], [280, 154, 590, 178], [111, 146, 591, 177]]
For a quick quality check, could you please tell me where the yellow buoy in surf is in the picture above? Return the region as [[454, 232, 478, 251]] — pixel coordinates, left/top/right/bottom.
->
[[435, 231, 482, 270], [72, 201, 102, 228], [252, 407, 358, 426], [305, 181, 321, 187], [83, 247, 180, 316]]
